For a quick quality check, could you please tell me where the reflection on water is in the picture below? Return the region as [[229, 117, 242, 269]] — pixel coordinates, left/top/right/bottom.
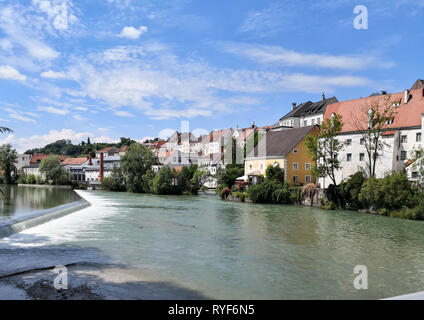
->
[[3, 190, 424, 299], [0, 185, 80, 220]]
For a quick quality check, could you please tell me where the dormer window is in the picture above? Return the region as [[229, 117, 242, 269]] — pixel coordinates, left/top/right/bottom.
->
[[386, 118, 394, 125], [392, 100, 401, 107]]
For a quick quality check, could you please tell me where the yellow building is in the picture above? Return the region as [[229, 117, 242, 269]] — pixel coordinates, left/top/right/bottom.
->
[[244, 125, 318, 186]]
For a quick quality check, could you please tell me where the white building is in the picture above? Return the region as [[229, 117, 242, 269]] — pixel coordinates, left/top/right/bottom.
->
[[319, 81, 424, 188], [278, 94, 338, 128], [15, 154, 31, 172]]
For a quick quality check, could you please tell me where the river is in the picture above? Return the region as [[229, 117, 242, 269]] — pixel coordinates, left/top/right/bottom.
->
[[1, 189, 424, 299]]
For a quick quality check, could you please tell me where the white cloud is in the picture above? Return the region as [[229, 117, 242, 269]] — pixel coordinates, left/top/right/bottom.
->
[[41, 70, 67, 79], [219, 42, 394, 70], [114, 110, 134, 117], [0, 6, 60, 63], [37, 106, 69, 115], [0, 65, 26, 81], [32, 0, 79, 31], [62, 42, 371, 120], [6, 107, 37, 123], [0, 129, 118, 153], [119, 26, 148, 39], [8, 113, 36, 123]]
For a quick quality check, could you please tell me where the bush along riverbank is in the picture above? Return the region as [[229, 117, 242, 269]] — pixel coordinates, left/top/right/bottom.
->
[[217, 164, 303, 205], [217, 163, 424, 221], [100, 143, 210, 196], [321, 171, 424, 220]]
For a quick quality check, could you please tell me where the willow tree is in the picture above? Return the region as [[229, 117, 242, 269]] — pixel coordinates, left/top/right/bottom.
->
[[0, 127, 12, 134], [0, 127, 12, 195], [352, 94, 397, 177], [305, 113, 344, 186]]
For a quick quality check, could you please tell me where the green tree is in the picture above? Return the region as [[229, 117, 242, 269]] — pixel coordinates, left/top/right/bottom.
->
[[305, 113, 344, 186], [191, 168, 210, 194], [152, 166, 179, 195], [39, 155, 68, 185], [353, 94, 398, 177], [265, 164, 284, 182], [0, 144, 18, 184], [121, 143, 156, 193], [216, 165, 244, 188], [101, 165, 126, 192], [0, 127, 12, 134], [26, 174, 36, 184], [141, 169, 156, 193]]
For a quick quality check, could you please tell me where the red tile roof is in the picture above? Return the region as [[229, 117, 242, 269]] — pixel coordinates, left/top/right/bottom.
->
[[61, 157, 87, 165], [382, 130, 397, 136], [30, 154, 48, 164], [119, 146, 127, 152], [324, 88, 424, 133]]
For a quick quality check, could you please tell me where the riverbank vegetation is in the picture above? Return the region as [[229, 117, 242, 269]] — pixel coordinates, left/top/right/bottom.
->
[[101, 143, 210, 196], [322, 171, 424, 220]]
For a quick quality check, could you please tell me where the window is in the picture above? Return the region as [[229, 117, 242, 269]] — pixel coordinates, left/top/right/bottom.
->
[[347, 153, 352, 162], [293, 176, 298, 183], [303, 120, 307, 126], [249, 164, 252, 170], [412, 172, 418, 179], [359, 153, 365, 161], [401, 135, 407, 143], [317, 118, 321, 125], [417, 133, 422, 142], [305, 175, 311, 183], [360, 138, 365, 145], [293, 163, 299, 170], [293, 149, 298, 154], [386, 118, 394, 125], [260, 164, 264, 170], [312, 119, 315, 125], [346, 139, 352, 146], [305, 163, 311, 170], [400, 151, 407, 161]]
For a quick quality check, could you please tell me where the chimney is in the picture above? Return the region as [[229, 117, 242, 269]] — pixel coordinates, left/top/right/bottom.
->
[[292, 102, 297, 110], [88, 153, 92, 166], [99, 152, 104, 181], [404, 90, 410, 104], [322, 93, 326, 100], [251, 121, 255, 129]]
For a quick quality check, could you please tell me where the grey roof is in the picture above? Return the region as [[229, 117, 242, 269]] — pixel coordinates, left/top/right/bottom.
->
[[246, 125, 317, 159], [279, 97, 338, 121]]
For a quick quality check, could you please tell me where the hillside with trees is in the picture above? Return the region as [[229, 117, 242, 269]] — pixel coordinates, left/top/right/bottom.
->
[[24, 137, 137, 157]]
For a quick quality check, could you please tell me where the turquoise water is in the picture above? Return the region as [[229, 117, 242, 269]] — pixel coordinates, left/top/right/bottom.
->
[[0, 185, 80, 226], [2, 190, 424, 299]]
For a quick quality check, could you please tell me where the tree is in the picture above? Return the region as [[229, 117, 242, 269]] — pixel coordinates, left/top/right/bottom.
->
[[39, 155, 68, 185], [305, 113, 344, 186], [101, 165, 126, 192], [120, 143, 156, 193], [0, 144, 18, 184], [152, 166, 179, 195], [352, 94, 397, 177], [0, 127, 12, 134], [265, 164, 284, 182], [191, 168, 210, 194], [216, 165, 244, 188]]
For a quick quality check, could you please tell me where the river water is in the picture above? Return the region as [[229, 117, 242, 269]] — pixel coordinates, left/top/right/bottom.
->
[[1, 189, 424, 299], [0, 185, 80, 226]]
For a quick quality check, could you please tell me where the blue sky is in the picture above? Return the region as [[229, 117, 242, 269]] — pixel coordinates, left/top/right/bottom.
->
[[0, 0, 423, 152]]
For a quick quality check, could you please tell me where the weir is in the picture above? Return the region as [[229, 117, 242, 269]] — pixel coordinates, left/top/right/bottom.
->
[[0, 199, 91, 239]]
